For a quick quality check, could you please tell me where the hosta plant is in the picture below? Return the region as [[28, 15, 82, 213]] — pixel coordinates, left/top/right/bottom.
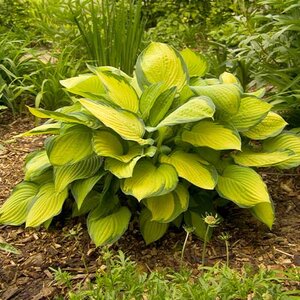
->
[[1, 42, 300, 246]]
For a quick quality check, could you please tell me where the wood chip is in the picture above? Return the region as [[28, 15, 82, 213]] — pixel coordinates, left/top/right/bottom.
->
[[43, 269, 53, 279]]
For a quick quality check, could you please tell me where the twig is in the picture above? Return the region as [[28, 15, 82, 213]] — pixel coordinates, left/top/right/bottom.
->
[[145, 263, 152, 273], [274, 247, 294, 258], [262, 172, 300, 176]]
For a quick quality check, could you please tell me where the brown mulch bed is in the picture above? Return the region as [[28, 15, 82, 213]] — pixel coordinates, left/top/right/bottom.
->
[[0, 113, 299, 299]]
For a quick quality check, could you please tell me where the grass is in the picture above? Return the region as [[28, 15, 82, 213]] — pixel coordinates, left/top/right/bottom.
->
[[52, 250, 300, 300], [24, 45, 84, 110], [0, 33, 36, 114]]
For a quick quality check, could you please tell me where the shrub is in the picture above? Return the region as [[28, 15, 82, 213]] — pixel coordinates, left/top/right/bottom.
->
[[0, 0, 32, 33], [143, 0, 211, 48], [207, 0, 300, 126], [241, 0, 300, 127], [1, 42, 299, 247]]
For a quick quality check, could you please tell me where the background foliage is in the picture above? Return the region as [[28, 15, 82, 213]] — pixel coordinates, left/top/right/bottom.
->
[[206, 0, 300, 126], [0, 0, 145, 113], [143, 0, 211, 48], [1, 0, 300, 122], [0, 0, 32, 33]]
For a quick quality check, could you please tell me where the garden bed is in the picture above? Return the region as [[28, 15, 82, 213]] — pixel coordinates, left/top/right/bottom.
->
[[0, 113, 299, 299]]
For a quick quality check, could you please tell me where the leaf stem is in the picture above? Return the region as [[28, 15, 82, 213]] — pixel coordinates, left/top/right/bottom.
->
[[202, 225, 210, 266], [153, 128, 167, 164], [181, 231, 189, 267], [225, 240, 229, 268]]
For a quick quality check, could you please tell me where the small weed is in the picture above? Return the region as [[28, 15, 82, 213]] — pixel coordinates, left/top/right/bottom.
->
[[50, 267, 73, 289], [218, 232, 231, 267], [50, 250, 300, 300], [181, 225, 195, 266], [202, 213, 221, 266]]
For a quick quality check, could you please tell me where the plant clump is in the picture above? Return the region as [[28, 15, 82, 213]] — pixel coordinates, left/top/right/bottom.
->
[[0, 42, 299, 247]]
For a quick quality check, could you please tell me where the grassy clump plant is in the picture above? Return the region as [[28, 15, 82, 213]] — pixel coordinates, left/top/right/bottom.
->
[[69, 0, 145, 74], [0, 42, 300, 247], [31, 0, 145, 75], [0, 33, 36, 114]]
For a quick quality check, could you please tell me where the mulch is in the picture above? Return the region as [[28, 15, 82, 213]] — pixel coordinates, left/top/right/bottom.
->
[[0, 113, 299, 299]]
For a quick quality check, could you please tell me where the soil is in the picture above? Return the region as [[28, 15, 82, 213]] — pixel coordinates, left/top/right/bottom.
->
[[0, 113, 299, 300]]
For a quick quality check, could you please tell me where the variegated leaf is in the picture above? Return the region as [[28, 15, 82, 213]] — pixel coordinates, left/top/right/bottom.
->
[[0, 182, 39, 225], [160, 151, 217, 189], [135, 42, 188, 92], [79, 99, 151, 145], [54, 155, 102, 192], [216, 165, 271, 207], [121, 160, 178, 201], [228, 97, 272, 132], [93, 130, 143, 162], [182, 121, 241, 150], [232, 148, 295, 167], [242, 112, 287, 140], [180, 48, 208, 77], [95, 70, 139, 113], [71, 171, 106, 209], [87, 206, 131, 247], [46, 125, 93, 166], [24, 150, 51, 181], [147, 96, 215, 131], [26, 182, 68, 227], [104, 146, 157, 179], [191, 84, 241, 115], [263, 132, 300, 169], [140, 208, 168, 245], [143, 184, 189, 223], [60, 74, 105, 100]]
